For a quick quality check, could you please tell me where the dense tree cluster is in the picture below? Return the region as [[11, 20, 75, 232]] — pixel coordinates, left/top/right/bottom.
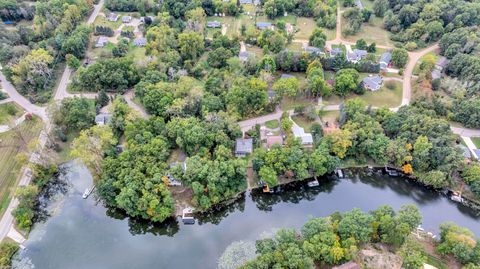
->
[[240, 205, 422, 268], [0, 0, 34, 22], [105, 0, 156, 13], [437, 222, 480, 265], [52, 97, 96, 138]]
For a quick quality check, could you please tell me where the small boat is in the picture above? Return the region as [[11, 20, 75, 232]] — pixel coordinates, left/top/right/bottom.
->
[[307, 179, 319, 187], [263, 185, 270, 193], [388, 170, 399, 177], [82, 188, 90, 199], [182, 208, 195, 224], [336, 169, 344, 178], [450, 192, 463, 203]]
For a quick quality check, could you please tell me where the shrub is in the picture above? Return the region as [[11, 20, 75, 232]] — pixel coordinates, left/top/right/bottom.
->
[[385, 80, 397, 90]]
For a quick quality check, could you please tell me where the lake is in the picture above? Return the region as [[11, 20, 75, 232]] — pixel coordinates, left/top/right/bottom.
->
[[13, 162, 480, 269]]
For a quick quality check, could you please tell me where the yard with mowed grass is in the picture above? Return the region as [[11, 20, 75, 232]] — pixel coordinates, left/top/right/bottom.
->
[[413, 52, 438, 76], [342, 16, 394, 48], [348, 80, 402, 107], [207, 16, 238, 37], [471, 137, 480, 148], [0, 103, 24, 125], [294, 18, 335, 41], [281, 97, 315, 111], [319, 110, 339, 123], [0, 117, 43, 216], [291, 115, 315, 132], [265, 119, 279, 129]]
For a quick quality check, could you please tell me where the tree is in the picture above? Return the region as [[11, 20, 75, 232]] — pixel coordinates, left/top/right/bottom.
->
[[70, 125, 117, 180], [399, 237, 427, 269], [334, 68, 359, 96], [355, 39, 367, 50], [0, 241, 19, 266], [53, 97, 96, 132], [309, 145, 339, 176], [12, 48, 53, 96], [226, 78, 268, 118], [367, 42, 376, 53], [325, 130, 353, 159], [418, 170, 448, 189], [391, 48, 408, 68], [178, 31, 204, 61], [66, 54, 80, 69], [309, 28, 327, 48], [97, 90, 109, 108], [437, 222, 479, 265], [12, 185, 38, 231], [373, 0, 388, 17], [397, 204, 422, 230], [463, 164, 480, 185], [338, 208, 374, 243], [259, 166, 278, 187], [272, 77, 300, 98]]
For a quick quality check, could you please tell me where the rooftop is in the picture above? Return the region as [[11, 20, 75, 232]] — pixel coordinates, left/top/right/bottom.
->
[[436, 56, 448, 68], [355, 0, 364, 9], [235, 138, 253, 154], [95, 113, 111, 125], [256, 22, 272, 28], [291, 124, 313, 144], [362, 75, 383, 91], [266, 135, 283, 148], [133, 37, 147, 47], [280, 74, 294, 79], [305, 46, 323, 54], [330, 47, 343, 57], [207, 21, 221, 28]]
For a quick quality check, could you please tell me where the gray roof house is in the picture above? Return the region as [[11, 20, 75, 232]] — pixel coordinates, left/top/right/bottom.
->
[[355, 0, 364, 9], [292, 124, 313, 146], [256, 22, 273, 30], [95, 36, 109, 48], [239, 51, 255, 62], [95, 113, 111, 125], [347, 49, 368, 63], [207, 21, 222, 28], [107, 13, 119, 22], [304, 46, 324, 55], [280, 74, 294, 79], [431, 56, 449, 80], [431, 69, 442, 80], [254, 0, 261, 4], [240, 0, 253, 4], [379, 52, 392, 70], [122, 16, 132, 23], [330, 47, 343, 57], [133, 37, 147, 47], [235, 138, 253, 157], [362, 75, 383, 91]]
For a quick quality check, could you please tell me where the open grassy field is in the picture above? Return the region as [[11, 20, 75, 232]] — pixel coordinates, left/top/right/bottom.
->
[[471, 137, 480, 148], [343, 16, 394, 48], [0, 103, 24, 125], [281, 96, 315, 111], [319, 110, 339, 123], [350, 80, 402, 107], [0, 117, 43, 216], [265, 119, 279, 129], [294, 17, 335, 41], [291, 115, 315, 132], [286, 42, 304, 52]]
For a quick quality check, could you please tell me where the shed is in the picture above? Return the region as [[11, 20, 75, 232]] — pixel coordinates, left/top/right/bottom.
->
[[355, 0, 364, 9], [240, 0, 253, 4], [379, 52, 392, 70], [436, 56, 448, 70], [431, 69, 441, 80], [291, 124, 313, 145], [362, 75, 383, 91], [95, 36, 109, 48], [95, 113, 111, 125], [256, 22, 273, 30], [133, 37, 147, 47], [456, 144, 471, 159], [207, 21, 222, 28], [266, 135, 283, 148], [122, 16, 132, 23], [235, 138, 253, 157], [239, 51, 254, 62], [107, 13, 119, 22]]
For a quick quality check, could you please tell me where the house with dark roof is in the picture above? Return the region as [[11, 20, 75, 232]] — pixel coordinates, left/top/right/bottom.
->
[[235, 138, 253, 157], [207, 21, 222, 28], [379, 52, 392, 70], [133, 37, 147, 47], [304, 46, 324, 55], [95, 113, 111, 125], [239, 51, 255, 62], [256, 22, 273, 30], [362, 75, 383, 91], [107, 13, 119, 22], [329, 47, 343, 57], [347, 49, 367, 63], [95, 36, 109, 48], [240, 0, 253, 3], [431, 56, 449, 80]]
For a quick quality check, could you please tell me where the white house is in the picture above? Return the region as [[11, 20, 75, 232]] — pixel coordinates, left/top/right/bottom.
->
[[292, 124, 313, 146]]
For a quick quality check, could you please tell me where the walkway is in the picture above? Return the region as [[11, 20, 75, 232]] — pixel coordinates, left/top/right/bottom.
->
[[124, 90, 148, 118], [461, 136, 479, 159]]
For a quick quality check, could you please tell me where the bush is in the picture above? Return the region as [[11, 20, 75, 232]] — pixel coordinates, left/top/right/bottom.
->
[[0, 91, 7, 100], [385, 80, 397, 90], [405, 42, 418, 51], [0, 241, 19, 266]]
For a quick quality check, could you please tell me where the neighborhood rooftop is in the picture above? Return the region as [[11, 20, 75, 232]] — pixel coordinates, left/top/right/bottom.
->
[[362, 75, 383, 91], [379, 52, 392, 69], [206, 21, 221, 28], [235, 138, 253, 156]]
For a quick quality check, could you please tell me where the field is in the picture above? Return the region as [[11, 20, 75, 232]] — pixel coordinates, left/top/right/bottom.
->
[[0, 117, 43, 216], [0, 103, 24, 125], [471, 137, 480, 148], [291, 115, 315, 132], [265, 119, 279, 129], [413, 52, 438, 76], [342, 16, 394, 48]]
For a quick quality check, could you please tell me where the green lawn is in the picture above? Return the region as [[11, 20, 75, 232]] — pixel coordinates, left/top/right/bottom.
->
[[286, 42, 304, 52], [413, 52, 438, 76], [0, 103, 23, 125], [343, 16, 394, 48], [265, 119, 279, 129], [349, 80, 403, 107], [319, 110, 339, 123], [0, 117, 43, 216], [471, 137, 480, 148], [294, 17, 336, 40], [291, 115, 314, 132], [281, 97, 315, 111], [93, 14, 123, 30]]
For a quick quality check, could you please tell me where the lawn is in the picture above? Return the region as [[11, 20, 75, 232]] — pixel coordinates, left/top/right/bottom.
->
[[413, 52, 438, 76], [349, 80, 403, 107], [93, 14, 123, 30], [342, 16, 394, 48], [0, 117, 43, 216], [0, 103, 23, 125], [291, 115, 315, 132], [319, 110, 339, 124], [265, 119, 279, 129], [286, 42, 304, 52], [294, 17, 336, 40], [471, 137, 480, 148], [208, 16, 242, 38], [281, 97, 315, 111], [246, 45, 264, 59]]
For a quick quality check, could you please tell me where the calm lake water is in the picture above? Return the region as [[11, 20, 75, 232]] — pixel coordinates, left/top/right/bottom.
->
[[13, 162, 480, 269]]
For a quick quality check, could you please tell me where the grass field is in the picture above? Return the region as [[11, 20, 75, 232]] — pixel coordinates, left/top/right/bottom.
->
[[265, 119, 279, 129], [0, 103, 23, 125], [413, 52, 438, 76], [343, 16, 394, 47], [294, 17, 335, 41], [471, 137, 480, 148], [286, 42, 304, 52], [319, 110, 339, 124], [0, 117, 43, 216], [349, 80, 402, 107], [291, 115, 314, 132], [281, 96, 315, 111]]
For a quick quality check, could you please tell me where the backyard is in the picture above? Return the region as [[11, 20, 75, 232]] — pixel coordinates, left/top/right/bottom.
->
[[342, 16, 394, 48], [0, 103, 24, 125], [0, 117, 43, 216]]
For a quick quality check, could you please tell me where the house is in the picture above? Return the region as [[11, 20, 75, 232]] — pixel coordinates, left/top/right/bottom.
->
[[239, 51, 254, 62], [95, 36, 109, 48], [379, 52, 392, 70], [122, 16, 132, 23], [240, 0, 253, 4], [95, 113, 111, 125], [206, 21, 222, 28], [347, 49, 367, 63], [431, 69, 441, 80], [304, 46, 324, 55], [266, 135, 283, 148], [473, 149, 480, 160], [133, 37, 147, 47], [355, 0, 364, 9], [431, 56, 449, 80], [235, 138, 253, 157], [280, 74, 294, 79], [254, 0, 261, 5], [292, 124, 313, 146], [330, 47, 343, 57], [333, 261, 361, 269], [256, 22, 273, 30], [362, 75, 383, 91], [107, 13, 119, 22]]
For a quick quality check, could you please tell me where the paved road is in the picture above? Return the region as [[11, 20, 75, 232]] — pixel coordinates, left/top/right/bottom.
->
[[53, 0, 104, 101], [124, 90, 148, 118], [451, 127, 480, 137]]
